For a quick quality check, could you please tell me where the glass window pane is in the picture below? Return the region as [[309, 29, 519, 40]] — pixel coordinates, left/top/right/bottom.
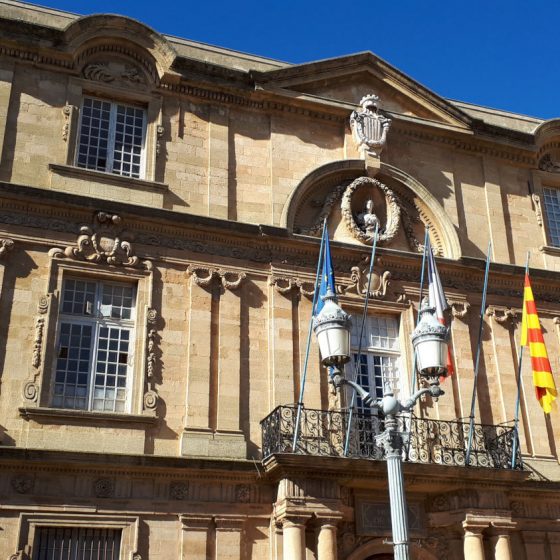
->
[[76, 97, 111, 173]]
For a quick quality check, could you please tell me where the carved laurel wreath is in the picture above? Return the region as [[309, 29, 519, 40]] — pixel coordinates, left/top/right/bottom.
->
[[340, 176, 401, 245]]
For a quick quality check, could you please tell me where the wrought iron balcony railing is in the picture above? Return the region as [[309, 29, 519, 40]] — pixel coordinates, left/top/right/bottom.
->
[[261, 405, 522, 470]]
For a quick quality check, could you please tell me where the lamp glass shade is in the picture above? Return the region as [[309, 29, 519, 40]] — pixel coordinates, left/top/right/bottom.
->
[[411, 300, 449, 376], [316, 326, 351, 366]]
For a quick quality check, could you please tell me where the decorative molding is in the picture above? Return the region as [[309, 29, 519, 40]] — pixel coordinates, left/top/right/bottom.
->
[[83, 62, 147, 86], [532, 194, 544, 227], [144, 308, 158, 413], [94, 477, 115, 498], [0, 237, 14, 259], [538, 153, 560, 173], [486, 305, 518, 327], [187, 265, 246, 291], [449, 300, 470, 320], [236, 484, 251, 503], [50, 212, 152, 270]]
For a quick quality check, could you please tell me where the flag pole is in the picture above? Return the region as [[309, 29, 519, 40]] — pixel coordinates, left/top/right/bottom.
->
[[343, 222, 379, 457], [511, 252, 530, 469], [292, 219, 327, 452], [411, 228, 431, 394], [465, 240, 493, 466]]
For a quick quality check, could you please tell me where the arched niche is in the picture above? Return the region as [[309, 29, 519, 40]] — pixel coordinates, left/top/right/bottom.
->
[[63, 14, 179, 86], [345, 539, 438, 560], [535, 119, 560, 172], [282, 159, 462, 260]]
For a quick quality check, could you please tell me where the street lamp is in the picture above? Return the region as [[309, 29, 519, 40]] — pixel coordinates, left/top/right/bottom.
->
[[313, 295, 449, 560]]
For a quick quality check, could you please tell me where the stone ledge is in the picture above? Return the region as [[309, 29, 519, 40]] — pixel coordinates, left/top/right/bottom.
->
[[539, 245, 560, 256], [49, 163, 169, 193], [182, 428, 247, 459], [19, 406, 157, 426]]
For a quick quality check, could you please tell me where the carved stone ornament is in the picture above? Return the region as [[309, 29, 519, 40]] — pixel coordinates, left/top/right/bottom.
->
[[350, 94, 392, 157], [337, 258, 391, 299], [449, 300, 470, 320], [156, 125, 164, 156], [486, 305, 519, 328], [532, 193, 544, 227], [8, 551, 23, 560], [236, 484, 251, 503], [49, 212, 151, 270], [0, 237, 14, 259], [269, 275, 315, 298], [187, 265, 246, 291], [62, 104, 75, 141], [341, 176, 401, 246], [144, 308, 158, 412], [11, 474, 34, 494], [539, 153, 560, 172], [170, 481, 189, 500], [83, 62, 147, 87], [94, 477, 114, 498]]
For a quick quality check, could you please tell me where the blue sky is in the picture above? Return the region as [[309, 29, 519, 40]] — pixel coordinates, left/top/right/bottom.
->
[[27, 0, 559, 119]]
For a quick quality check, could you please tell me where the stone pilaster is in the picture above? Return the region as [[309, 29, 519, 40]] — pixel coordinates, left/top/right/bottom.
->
[[181, 514, 213, 560], [0, 237, 14, 300], [214, 516, 245, 560], [547, 532, 560, 559], [522, 530, 546, 559], [489, 520, 516, 560], [207, 105, 229, 219]]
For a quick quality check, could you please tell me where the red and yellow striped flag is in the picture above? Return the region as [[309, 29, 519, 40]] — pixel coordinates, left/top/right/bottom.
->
[[520, 274, 557, 413]]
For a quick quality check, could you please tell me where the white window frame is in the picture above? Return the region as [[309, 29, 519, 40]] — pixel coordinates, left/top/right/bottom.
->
[[75, 96, 147, 179], [542, 186, 560, 247], [348, 315, 402, 413], [52, 277, 137, 413]]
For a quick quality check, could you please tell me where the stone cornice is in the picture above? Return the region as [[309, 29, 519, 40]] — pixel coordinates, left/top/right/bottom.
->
[[4, 182, 560, 306]]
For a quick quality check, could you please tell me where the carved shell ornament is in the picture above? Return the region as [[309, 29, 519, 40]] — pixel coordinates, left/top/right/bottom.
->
[[341, 176, 401, 246]]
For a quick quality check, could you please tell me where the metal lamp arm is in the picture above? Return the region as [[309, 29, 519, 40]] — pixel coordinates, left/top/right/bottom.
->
[[401, 385, 444, 411], [331, 373, 382, 410]]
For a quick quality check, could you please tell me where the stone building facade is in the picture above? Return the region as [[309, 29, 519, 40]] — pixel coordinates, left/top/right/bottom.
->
[[0, 1, 559, 559]]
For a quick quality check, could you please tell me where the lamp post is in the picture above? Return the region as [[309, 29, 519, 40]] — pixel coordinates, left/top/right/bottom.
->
[[313, 292, 449, 560]]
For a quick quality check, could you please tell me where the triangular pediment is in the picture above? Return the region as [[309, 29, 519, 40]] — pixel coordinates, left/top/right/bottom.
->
[[253, 52, 473, 129]]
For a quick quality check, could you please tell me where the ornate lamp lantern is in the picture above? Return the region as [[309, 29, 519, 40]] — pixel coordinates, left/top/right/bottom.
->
[[411, 298, 449, 379], [312, 289, 352, 371]]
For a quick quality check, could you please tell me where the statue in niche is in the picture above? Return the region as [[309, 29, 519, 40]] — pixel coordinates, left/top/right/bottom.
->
[[356, 199, 380, 240]]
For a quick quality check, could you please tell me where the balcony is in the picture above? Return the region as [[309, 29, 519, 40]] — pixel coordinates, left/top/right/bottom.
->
[[261, 405, 522, 470]]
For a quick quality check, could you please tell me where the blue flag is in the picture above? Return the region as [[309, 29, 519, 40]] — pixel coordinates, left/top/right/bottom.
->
[[315, 227, 335, 314]]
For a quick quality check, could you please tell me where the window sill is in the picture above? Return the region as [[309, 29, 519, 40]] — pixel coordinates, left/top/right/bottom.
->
[[19, 406, 157, 425], [539, 245, 560, 255], [49, 163, 168, 193]]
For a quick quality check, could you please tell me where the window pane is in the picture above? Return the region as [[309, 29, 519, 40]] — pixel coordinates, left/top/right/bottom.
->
[[53, 322, 93, 409], [61, 278, 97, 316], [92, 326, 131, 412], [543, 187, 560, 247], [76, 97, 111, 172], [111, 104, 145, 178]]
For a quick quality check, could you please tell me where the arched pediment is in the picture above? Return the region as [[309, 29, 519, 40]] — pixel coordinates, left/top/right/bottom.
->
[[535, 118, 560, 172], [283, 160, 461, 260], [63, 15, 178, 84]]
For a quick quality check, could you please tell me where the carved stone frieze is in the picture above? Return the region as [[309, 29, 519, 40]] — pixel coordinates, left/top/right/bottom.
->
[[486, 305, 519, 328], [350, 94, 391, 157], [187, 265, 246, 291], [449, 300, 470, 320], [50, 212, 151, 270], [0, 237, 14, 259], [144, 308, 158, 413]]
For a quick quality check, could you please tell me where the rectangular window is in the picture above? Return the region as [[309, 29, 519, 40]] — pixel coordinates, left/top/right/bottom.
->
[[53, 278, 136, 413], [543, 187, 560, 247], [349, 315, 401, 412], [76, 97, 146, 179], [34, 527, 121, 560]]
